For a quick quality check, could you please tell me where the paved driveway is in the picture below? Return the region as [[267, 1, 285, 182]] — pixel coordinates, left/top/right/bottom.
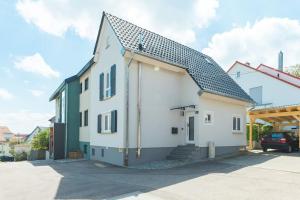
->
[[1, 151, 300, 200]]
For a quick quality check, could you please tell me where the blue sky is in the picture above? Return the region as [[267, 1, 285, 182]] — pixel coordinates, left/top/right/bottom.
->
[[1, 0, 300, 133]]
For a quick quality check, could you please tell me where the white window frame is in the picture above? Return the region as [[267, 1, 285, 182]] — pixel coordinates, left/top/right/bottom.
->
[[102, 112, 111, 133], [104, 71, 111, 99], [204, 111, 214, 125], [232, 115, 242, 133]]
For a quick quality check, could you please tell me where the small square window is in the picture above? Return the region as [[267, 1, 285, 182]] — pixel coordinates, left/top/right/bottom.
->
[[204, 111, 213, 125]]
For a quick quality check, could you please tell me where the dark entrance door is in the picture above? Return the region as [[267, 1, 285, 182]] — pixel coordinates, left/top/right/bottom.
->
[[188, 116, 194, 141]]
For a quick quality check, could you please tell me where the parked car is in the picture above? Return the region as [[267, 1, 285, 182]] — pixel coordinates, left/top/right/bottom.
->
[[0, 156, 14, 162], [261, 132, 299, 153]]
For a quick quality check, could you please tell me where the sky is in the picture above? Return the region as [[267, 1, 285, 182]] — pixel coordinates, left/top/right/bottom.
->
[[1, 0, 300, 133]]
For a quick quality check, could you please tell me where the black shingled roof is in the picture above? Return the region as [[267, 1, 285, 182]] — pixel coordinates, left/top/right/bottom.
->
[[94, 12, 253, 103]]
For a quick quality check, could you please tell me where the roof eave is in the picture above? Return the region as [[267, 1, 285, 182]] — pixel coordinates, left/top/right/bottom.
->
[[49, 75, 78, 101], [202, 89, 255, 104]]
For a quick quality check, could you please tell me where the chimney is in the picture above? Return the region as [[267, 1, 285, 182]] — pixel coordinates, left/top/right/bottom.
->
[[278, 51, 283, 71]]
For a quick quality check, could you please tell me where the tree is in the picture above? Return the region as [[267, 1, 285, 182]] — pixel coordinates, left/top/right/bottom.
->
[[31, 129, 50, 150], [285, 64, 300, 77]]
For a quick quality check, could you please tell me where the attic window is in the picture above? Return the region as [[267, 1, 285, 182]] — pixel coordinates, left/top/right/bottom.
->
[[105, 36, 111, 49], [236, 71, 241, 78]]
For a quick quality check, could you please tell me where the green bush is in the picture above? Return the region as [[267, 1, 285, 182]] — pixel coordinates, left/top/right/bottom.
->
[[247, 124, 273, 142], [32, 129, 50, 150], [15, 152, 27, 161]]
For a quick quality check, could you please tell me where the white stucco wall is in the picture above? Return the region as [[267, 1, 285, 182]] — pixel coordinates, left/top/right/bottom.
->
[[128, 61, 195, 148], [89, 17, 126, 148], [198, 94, 247, 147], [79, 69, 91, 142], [229, 63, 300, 107]]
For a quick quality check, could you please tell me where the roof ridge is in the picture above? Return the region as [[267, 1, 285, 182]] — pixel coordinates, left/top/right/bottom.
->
[[230, 61, 300, 89], [258, 63, 300, 81], [104, 12, 208, 59]]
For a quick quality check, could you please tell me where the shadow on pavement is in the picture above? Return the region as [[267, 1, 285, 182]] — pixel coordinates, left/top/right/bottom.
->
[[29, 150, 299, 199]]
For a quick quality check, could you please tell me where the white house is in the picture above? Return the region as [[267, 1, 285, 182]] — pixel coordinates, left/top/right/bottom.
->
[[227, 60, 300, 108], [73, 12, 253, 166]]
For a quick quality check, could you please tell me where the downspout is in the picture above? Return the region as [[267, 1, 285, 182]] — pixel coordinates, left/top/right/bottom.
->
[[124, 51, 135, 166], [136, 62, 142, 158]]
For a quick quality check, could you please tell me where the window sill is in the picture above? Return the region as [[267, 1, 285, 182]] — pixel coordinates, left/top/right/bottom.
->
[[98, 131, 114, 134], [204, 122, 213, 125], [232, 131, 243, 134]]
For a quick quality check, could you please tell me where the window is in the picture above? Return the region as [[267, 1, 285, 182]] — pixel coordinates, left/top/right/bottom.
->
[[105, 36, 111, 49], [92, 148, 95, 156], [249, 86, 262, 105], [233, 115, 242, 132], [84, 110, 88, 126], [236, 71, 241, 78], [80, 83, 82, 94], [99, 65, 116, 101], [83, 144, 87, 154], [204, 111, 213, 125], [105, 71, 111, 98], [98, 110, 117, 133], [79, 112, 82, 127], [84, 78, 89, 91], [61, 90, 66, 123], [102, 112, 111, 133]]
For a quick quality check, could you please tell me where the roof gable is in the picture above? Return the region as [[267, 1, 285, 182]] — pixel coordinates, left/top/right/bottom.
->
[[95, 12, 252, 103], [229, 61, 300, 89]]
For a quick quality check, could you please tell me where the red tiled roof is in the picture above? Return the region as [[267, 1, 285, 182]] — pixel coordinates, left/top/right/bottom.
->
[[0, 126, 13, 142]]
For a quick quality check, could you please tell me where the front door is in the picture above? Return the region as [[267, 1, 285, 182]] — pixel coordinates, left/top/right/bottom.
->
[[186, 113, 195, 144]]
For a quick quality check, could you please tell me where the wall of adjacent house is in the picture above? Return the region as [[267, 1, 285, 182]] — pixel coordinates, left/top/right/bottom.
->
[[66, 80, 80, 153], [198, 94, 247, 147], [229, 63, 300, 107], [89, 17, 126, 149], [79, 69, 91, 143], [128, 61, 201, 148]]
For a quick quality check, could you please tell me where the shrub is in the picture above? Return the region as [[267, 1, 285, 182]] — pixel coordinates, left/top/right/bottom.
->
[[15, 152, 27, 161], [31, 129, 50, 150]]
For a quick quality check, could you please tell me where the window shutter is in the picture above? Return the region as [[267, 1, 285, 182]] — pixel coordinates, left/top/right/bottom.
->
[[98, 114, 102, 133], [111, 110, 117, 133], [99, 73, 104, 101], [110, 64, 116, 96]]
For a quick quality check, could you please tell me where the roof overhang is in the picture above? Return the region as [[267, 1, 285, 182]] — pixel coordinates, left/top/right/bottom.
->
[[49, 75, 77, 101], [248, 104, 300, 124]]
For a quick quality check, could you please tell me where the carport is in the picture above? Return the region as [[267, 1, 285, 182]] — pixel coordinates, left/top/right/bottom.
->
[[248, 104, 300, 149]]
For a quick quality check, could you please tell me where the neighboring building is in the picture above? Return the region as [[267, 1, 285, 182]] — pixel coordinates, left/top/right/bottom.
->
[[26, 126, 49, 143], [228, 59, 300, 108], [50, 12, 253, 166], [0, 126, 14, 156], [77, 59, 94, 160], [49, 75, 81, 159]]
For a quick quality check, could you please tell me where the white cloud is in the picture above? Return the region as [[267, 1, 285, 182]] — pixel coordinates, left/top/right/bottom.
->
[[203, 18, 300, 70], [14, 53, 60, 78], [0, 89, 13, 100], [29, 89, 44, 97], [0, 110, 53, 133], [16, 0, 219, 45]]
